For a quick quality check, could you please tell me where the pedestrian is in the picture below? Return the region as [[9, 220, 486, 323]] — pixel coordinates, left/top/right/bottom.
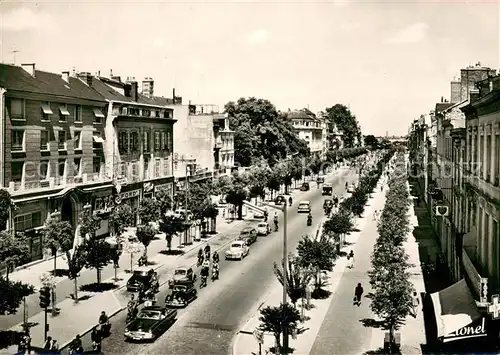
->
[[91, 326, 102, 352], [222, 208, 225, 218], [50, 339, 59, 353], [373, 210, 378, 221], [348, 250, 354, 268], [412, 291, 420, 317], [354, 283, 364, 306], [44, 336, 53, 350]]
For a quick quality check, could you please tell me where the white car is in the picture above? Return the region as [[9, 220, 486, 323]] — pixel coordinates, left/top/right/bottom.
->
[[225, 241, 249, 260], [297, 201, 311, 213], [257, 222, 271, 236]]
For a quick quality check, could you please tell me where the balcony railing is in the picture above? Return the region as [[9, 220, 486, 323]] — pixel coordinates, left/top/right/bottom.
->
[[8, 173, 109, 195]]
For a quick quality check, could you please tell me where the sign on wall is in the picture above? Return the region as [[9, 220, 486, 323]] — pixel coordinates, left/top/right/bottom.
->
[[119, 189, 141, 200]]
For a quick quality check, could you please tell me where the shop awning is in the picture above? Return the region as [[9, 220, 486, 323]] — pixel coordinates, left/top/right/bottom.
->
[[430, 279, 481, 339], [93, 135, 104, 143], [93, 108, 105, 118], [59, 106, 70, 116], [41, 103, 53, 115]]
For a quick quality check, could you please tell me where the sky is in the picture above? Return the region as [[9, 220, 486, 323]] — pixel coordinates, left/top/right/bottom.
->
[[0, 0, 499, 136]]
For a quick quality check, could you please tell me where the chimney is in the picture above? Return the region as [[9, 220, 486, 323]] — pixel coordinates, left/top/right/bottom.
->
[[21, 63, 36, 77], [62, 71, 70, 83], [173, 88, 176, 99], [110, 69, 113, 77], [129, 82, 138, 102], [142, 77, 154, 98], [78, 72, 93, 86], [469, 89, 480, 103], [71, 67, 77, 77]]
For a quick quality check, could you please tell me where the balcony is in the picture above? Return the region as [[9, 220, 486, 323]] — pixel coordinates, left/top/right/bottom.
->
[[8, 173, 110, 195], [188, 104, 219, 115]]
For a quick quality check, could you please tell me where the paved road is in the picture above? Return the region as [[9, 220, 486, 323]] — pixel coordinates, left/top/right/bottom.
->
[[77, 168, 358, 355], [309, 185, 386, 355]]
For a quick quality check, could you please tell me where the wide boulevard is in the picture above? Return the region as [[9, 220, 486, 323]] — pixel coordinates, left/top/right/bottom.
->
[[80, 167, 358, 355]]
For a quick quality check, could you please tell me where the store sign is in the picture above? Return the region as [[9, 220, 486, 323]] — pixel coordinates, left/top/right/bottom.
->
[[155, 183, 173, 193], [144, 182, 154, 192], [443, 317, 486, 343], [119, 189, 140, 200]]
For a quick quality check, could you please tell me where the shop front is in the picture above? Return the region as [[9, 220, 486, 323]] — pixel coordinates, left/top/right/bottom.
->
[[154, 181, 174, 200], [86, 185, 114, 239], [143, 182, 155, 199], [115, 184, 142, 226]]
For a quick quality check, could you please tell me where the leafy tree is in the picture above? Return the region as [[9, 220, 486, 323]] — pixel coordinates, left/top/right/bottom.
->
[[159, 214, 185, 252], [42, 219, 74, 274], [0, 231, 30, 281], [203, 202, 219, 233], [108, 204, 134, 244], [273, 255, 312, 307], [296, 235, 337, 289], [138, 198, 160, 226], [212, 175, 232, 197], [225, 172, 249, 220], [233, 121, 257, 166], [0, 277, 34, 315], [247, 163, 270, 201], [350, 191, 368, 217], [136, 225, 157, 263], [364, 135, 379, 148], [67, 245, 87, 302], [155, 189, 173, 216], [325, 104, 362, 148], [266, 168, 282, 197], [81, 237, 113, 284], [323, 212, 353, 240], [79, 209, 101, 239], [259, 303, 301, 352], [0, 190, 13, 232]]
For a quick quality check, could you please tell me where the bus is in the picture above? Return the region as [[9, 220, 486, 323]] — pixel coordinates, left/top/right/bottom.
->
[[322, 183, 333, 196]]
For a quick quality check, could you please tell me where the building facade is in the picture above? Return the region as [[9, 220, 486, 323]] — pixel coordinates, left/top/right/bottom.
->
[[288, 109, 325, 158], [0, 64, 108, 261]]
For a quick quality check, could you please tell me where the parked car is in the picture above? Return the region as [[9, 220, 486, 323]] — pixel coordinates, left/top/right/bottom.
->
[[297, 201, 311, 213], [300, 182, 310, 191], [168, 266, 196, 288], [275, 195, 286, 205], [225, 240, 249, 260], [124, 306, 177, 342], [256, 222, 271, 236], [239, 226, 258, 245], [165, 282, 197, 308], [126, 267, 159, 292]]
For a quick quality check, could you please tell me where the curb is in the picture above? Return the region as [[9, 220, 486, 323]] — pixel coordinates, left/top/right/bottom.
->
[[59, 306, 126, 351]]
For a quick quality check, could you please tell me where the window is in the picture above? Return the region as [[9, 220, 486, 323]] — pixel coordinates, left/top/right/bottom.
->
[[154, 131, 161, 151], [120, 163, 127, 178], [161, 132, 167, 150], [486, 135, 492, 182], [59, 104, 70, 122], [496, 135, 499, 186], [74, 131, 82, 150], [128, 107, 140, 116], [12, 130, 24, 151], [40, 130, 49, 151], [41, 102, 52, 121], [143, 109, 151, 117], [143, 131, 150, 152], [155, 159, 161, 177], [58, 159, 66, 177], [93, 157, 101, 174], [132, 161, 139, 179], [9, 98, 24, 120], [73, 157, 82, 176], [93, 132, 103, 150], [131, 132, 139, 151], [58, 131, 67, 150], [166, 131, 172, 151], [11, 162, 24, 182], [40, 161, 49, 180], [14, 212, 42, 231], [163, 158, 170, 176], [75, 105, 82, 122], [93, 108, 105, 123], [119, 131, 128, 153]]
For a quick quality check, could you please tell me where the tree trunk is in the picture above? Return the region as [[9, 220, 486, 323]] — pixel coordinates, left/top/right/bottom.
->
[[144, 247, 148, 263], [74, 278, 79, 303], [237, 204, 243, 220], [97, 268, 101, 284], [53, 249, 57, 275], [167, 237, 172, 251], [130, 253, 133, 273], [389, 324, 395, 353], [275, 334, 281, 351], [285, 184, 289, 195]]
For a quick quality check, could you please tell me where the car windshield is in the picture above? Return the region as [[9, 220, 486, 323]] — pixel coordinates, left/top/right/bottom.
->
[[132, 271, 149, 278], [139, 311, 161, 320], [258, 223, 267, 227], [299, 203, 309, 207], [241, 230, 250, 235], [231, 243, 243, 248], [174, 269, 186, 276], [173, 286, 186, 292]]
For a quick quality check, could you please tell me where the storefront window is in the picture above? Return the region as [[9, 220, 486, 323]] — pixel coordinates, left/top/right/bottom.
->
[[15, 212, 42, 231]]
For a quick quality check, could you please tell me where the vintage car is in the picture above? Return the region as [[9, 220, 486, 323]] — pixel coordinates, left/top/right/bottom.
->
[[225, 240, 249, 260], [300, 182, 310, 191], [124, 306, 177, 342], [322, 183, 333, 196], [274, 195, 286, 205], [323, 199, 334, 214], [317, 176, 325, 184], [238, 227, 257, 245], [126, 267, 159, 292], [297, 201, 311, 213], [165, 283, 197, 308], [256, 222, 271, 236], [168, 266, 196, 288]]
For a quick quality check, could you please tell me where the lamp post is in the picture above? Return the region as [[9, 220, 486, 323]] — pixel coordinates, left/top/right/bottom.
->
[[184, 164, 190, 245], [261, 201, 288, 354]]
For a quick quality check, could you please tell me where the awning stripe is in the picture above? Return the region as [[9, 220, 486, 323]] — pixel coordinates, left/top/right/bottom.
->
[[41, 104, 53, 115]]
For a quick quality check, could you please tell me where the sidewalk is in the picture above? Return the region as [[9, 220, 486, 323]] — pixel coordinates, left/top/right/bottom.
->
[[233, 175, 384, 355]]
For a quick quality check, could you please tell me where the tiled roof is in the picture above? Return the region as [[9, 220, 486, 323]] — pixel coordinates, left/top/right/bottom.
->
[[288, 109, 316, 120], [92, 77, 135, 102], [138, 94, 175, 106], [0, 64, 104, 102]]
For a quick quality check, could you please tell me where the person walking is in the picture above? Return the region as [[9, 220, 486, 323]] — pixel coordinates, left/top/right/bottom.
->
[[354, 283, 364, 306], [43, 336, 53, 350], [91, 326, 102, 352], [411, 291, 420, 317], [50, 339, 59, 353], [348, 250, 354, 269]]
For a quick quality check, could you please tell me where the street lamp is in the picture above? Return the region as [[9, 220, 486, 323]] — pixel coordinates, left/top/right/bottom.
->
[[261, 201, 289, 354]]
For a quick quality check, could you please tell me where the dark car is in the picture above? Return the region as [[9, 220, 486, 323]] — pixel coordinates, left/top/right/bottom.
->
[[165, 283, 197, 308], [300, 182, 310, 191], [168, 266, 196, 288], [126, 267, 158, 292], [317, 176, 325, 183], [124, 306, 177, 342], [274, 195, 286, 205], [239, 227, 258, 245]]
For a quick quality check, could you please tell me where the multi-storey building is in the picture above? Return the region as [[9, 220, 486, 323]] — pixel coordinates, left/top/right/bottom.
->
[[288, 109, 325, 158], [461, 75, 500, 298], [212, 112, 235, 175], [0, 64, 108, 261], [86, 73, 176, 228]]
